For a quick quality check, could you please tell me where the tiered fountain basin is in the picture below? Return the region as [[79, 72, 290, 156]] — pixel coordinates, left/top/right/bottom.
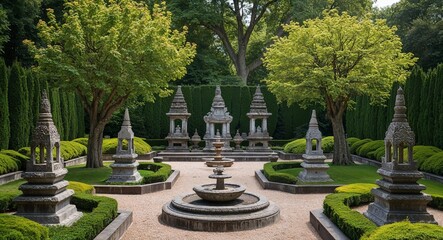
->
[[161, 192, 280, 231], [203, 139, 235, 167]]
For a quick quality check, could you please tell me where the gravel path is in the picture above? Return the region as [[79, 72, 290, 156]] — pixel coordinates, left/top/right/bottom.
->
[[101, 162, 325, 240]]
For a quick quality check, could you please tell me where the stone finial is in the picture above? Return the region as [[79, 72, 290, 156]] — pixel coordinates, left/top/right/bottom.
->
[[118, 108, 134, 139], [212, 85, 227, 109], [309, 110, 319, 127], [306, 110, 322, 142], [249, 85, 270, 114], [392, 87, 407, 123], [168, 86, 189, 114]]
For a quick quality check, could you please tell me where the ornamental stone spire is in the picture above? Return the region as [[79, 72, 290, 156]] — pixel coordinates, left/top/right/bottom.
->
[[166, 86, 191, 151], [246, 85, 272, 151], [249, 86, 268, 114], [168, 86, 189, 114]]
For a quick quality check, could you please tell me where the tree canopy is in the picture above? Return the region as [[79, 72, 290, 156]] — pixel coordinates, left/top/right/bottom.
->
[[26, 0, 196, 167], [264, 10, 416, 164]]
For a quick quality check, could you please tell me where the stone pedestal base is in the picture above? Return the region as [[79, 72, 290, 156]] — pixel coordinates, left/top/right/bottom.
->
[[108, 161, 142, 183], [298, 154, 332, 182], [364, 188, 436, 226], [166, 136, 190, 152], [14, 189, 82, 226]]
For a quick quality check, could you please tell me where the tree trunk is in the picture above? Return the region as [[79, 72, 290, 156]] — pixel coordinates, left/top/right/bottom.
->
[[330, 115, 353, 165], [86, 120, 105, 168], [236, 48, 248, 85]]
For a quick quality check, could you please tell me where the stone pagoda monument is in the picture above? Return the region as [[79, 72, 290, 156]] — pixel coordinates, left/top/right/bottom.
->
[[246, 86, 272, 151], [14, 91, 82, 226], [165, 86, 191, 151], [107, 108, 142, 183], [203, 86, 233, 151], [298, 110, 332, 182], [365, 87, 435, 226]]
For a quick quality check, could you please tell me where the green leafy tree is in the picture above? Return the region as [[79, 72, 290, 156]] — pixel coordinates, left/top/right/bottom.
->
[[263, 11, 416, 165], [0, 59, 9, 149], [26, 0, 196, 167]]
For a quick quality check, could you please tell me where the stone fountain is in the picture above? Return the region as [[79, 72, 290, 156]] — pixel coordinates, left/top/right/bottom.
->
[[203, 130, 234, 167], [161, 166, 280, 231]]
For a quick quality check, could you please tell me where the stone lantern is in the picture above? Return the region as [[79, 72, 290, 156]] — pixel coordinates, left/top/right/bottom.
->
[[107, 108, 142, 183], [364, 87, 435, 226], [246, 86, 272, 151], [203, 86, 233, 151], [298, 110, 332, 182], [233, 130, 244, 151], [165, 86, 191, 151], [14, 91, 82, 226], [191, 129, 201, 150]]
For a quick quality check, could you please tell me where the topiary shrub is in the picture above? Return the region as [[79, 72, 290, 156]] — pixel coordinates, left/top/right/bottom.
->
[[373, 147, 385, 161], [420, 152, 443, 176], [283, 138, 305, 154], [322, 136, 334, 153], [0, 150, 29, 171], [361, 221, 443, 240], [350, 139, 372, 154], [0, 214, 49, 240], [60, 141, 87, 160], [139, 162, 172, 184], [0, 153, 20, 175], [346, 137, 361, 147], [49, 193, 118, 240], [68, 181, 94, 194], [335, 183, 377, 196], [71, 138, 88, 147], [356, 140, 384, 158], [262, 162, 300, 184], [102, 137, 152, 155], [428, 194, 443, 210], [0, 192, 19, 213], [413, 145, 442, 169]]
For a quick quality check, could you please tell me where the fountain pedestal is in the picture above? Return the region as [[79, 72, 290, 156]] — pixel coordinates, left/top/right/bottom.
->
[[203, 131, 234, 167]]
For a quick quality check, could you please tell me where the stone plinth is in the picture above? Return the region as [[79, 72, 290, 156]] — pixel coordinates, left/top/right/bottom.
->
[[364, 87, 435, 226], [107, 109, 142, 184], [298, 110, 332, 182], [166, 86, 191, 151], [14, 91, 82, 226]]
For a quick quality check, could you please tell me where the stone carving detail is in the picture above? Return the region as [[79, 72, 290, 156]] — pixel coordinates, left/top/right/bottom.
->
[[166, 86, 191, 151], [14, 90, 82, 226], [203, 86, 233, 151], [364, 87, 436, 226], [298, 110, 332, 182], [246, 86, 272, 151]]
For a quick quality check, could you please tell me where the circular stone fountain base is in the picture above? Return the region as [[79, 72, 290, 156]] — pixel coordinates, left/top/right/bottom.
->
[[161, 192, 280, 232], [203, 158, 234, 167]]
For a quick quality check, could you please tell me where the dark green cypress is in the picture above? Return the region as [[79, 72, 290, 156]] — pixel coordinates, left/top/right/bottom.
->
[[20, 67, 30, 147], [26, 70, 35, 143], [239, 86, 251, 134], [191, 86, 203, 136], [432, 64, 443, 148], [262, 87, 278, 136], [8, 62, 27, 150], [60, 91, 71, 140], [0, 59, 9, 150], [75, 94, 85, 138], [50, 88, 64, 139]]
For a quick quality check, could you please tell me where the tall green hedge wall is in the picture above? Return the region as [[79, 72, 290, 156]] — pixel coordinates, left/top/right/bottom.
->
[[346, 64, 443, 149], [104, 86, 325, 140], [0, 61, 85, 150]]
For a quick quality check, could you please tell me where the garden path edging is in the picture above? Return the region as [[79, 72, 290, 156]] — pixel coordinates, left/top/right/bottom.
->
[[255, 170, 341, 194], [94, 210, 133, 240], [94, 170, 180, 194]]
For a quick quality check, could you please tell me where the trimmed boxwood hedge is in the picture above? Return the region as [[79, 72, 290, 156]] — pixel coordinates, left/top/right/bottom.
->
[[139, 162, 172, 184], [420, 152, 443, 176], [102, 137, 152, 155], [356, 140, 384, 159], [0, 150, 29, 170], [283, 137, 334, 154], [0, 153, 20, 175], [413, 145, 442, 168], [49, 193, 118, 240], [0, 214, 49, 240], [361, 221, 443, 240], [18, 141, 87, 162], [263, 162, 300, 184], [350, 139, 372, 154], [346, 137, 361, 147]]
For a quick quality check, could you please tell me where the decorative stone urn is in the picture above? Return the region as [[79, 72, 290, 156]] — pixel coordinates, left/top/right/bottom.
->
[[107, 108, 142, 183], [14, 91, 82, 226], [298, 110, 332, 182], [364, 87, 436, 226]]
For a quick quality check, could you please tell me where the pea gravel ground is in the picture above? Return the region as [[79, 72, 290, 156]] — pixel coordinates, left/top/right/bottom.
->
[[100, 161, 442, 240]]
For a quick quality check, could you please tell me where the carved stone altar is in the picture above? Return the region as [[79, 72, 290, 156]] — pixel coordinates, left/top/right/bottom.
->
[[14, 91, 82, 226], [246, 86, 272, 151], [364, 87, 436, 226], [166, 86, 191, 151], [203, 86, 233, 151]]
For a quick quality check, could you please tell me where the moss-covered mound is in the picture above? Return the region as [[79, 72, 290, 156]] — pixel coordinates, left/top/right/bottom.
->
[[361, 221, 443, 240]]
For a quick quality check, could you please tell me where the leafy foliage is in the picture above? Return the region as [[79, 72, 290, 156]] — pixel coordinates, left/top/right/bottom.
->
[[361, 221, 443, 240], [0, 214, 49, 240]]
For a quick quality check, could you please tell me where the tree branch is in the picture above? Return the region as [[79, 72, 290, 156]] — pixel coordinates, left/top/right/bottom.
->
[[205, 23, 238, 68]]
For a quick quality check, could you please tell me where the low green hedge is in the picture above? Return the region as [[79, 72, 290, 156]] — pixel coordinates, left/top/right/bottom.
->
[[0, 153, 20, 175], [322, 136, 335, 153], [0, 192, 19, 213], [283, 137, 334, 154], [263, 162, 300, 184], [139, 162, 172, 184], [18, 141, 87, 162], [361, 221, 443, 240], [428, 194, 443, 210], [335, 183, 377, 196], [49, 193, 118, 240], [346, 137, 361, 147], [71, 138, 88, 147], [413, 145, 442, 168], [0, 214, 49, 240], [350, 139, 372, 154], [421, 152, 443, 176], [356, 140, 384, 159], [68, 181, 94, 194], [102, 137, 152, 155], [0, 150, 29, 171], [373, 147, 385, 161]]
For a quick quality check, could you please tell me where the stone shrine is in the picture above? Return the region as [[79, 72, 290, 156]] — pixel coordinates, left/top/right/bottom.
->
[[14, 91, 82, 226], [246, 86, 272, 151], [364, 87, 436, 226], [107, 108, 142, 183], [203, 86, 233, 151], [298, 110, 332, 182], [165, 86, 191, 151]]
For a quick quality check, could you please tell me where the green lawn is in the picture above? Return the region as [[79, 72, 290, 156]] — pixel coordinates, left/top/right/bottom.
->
[[276, 163, 443, 194]]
